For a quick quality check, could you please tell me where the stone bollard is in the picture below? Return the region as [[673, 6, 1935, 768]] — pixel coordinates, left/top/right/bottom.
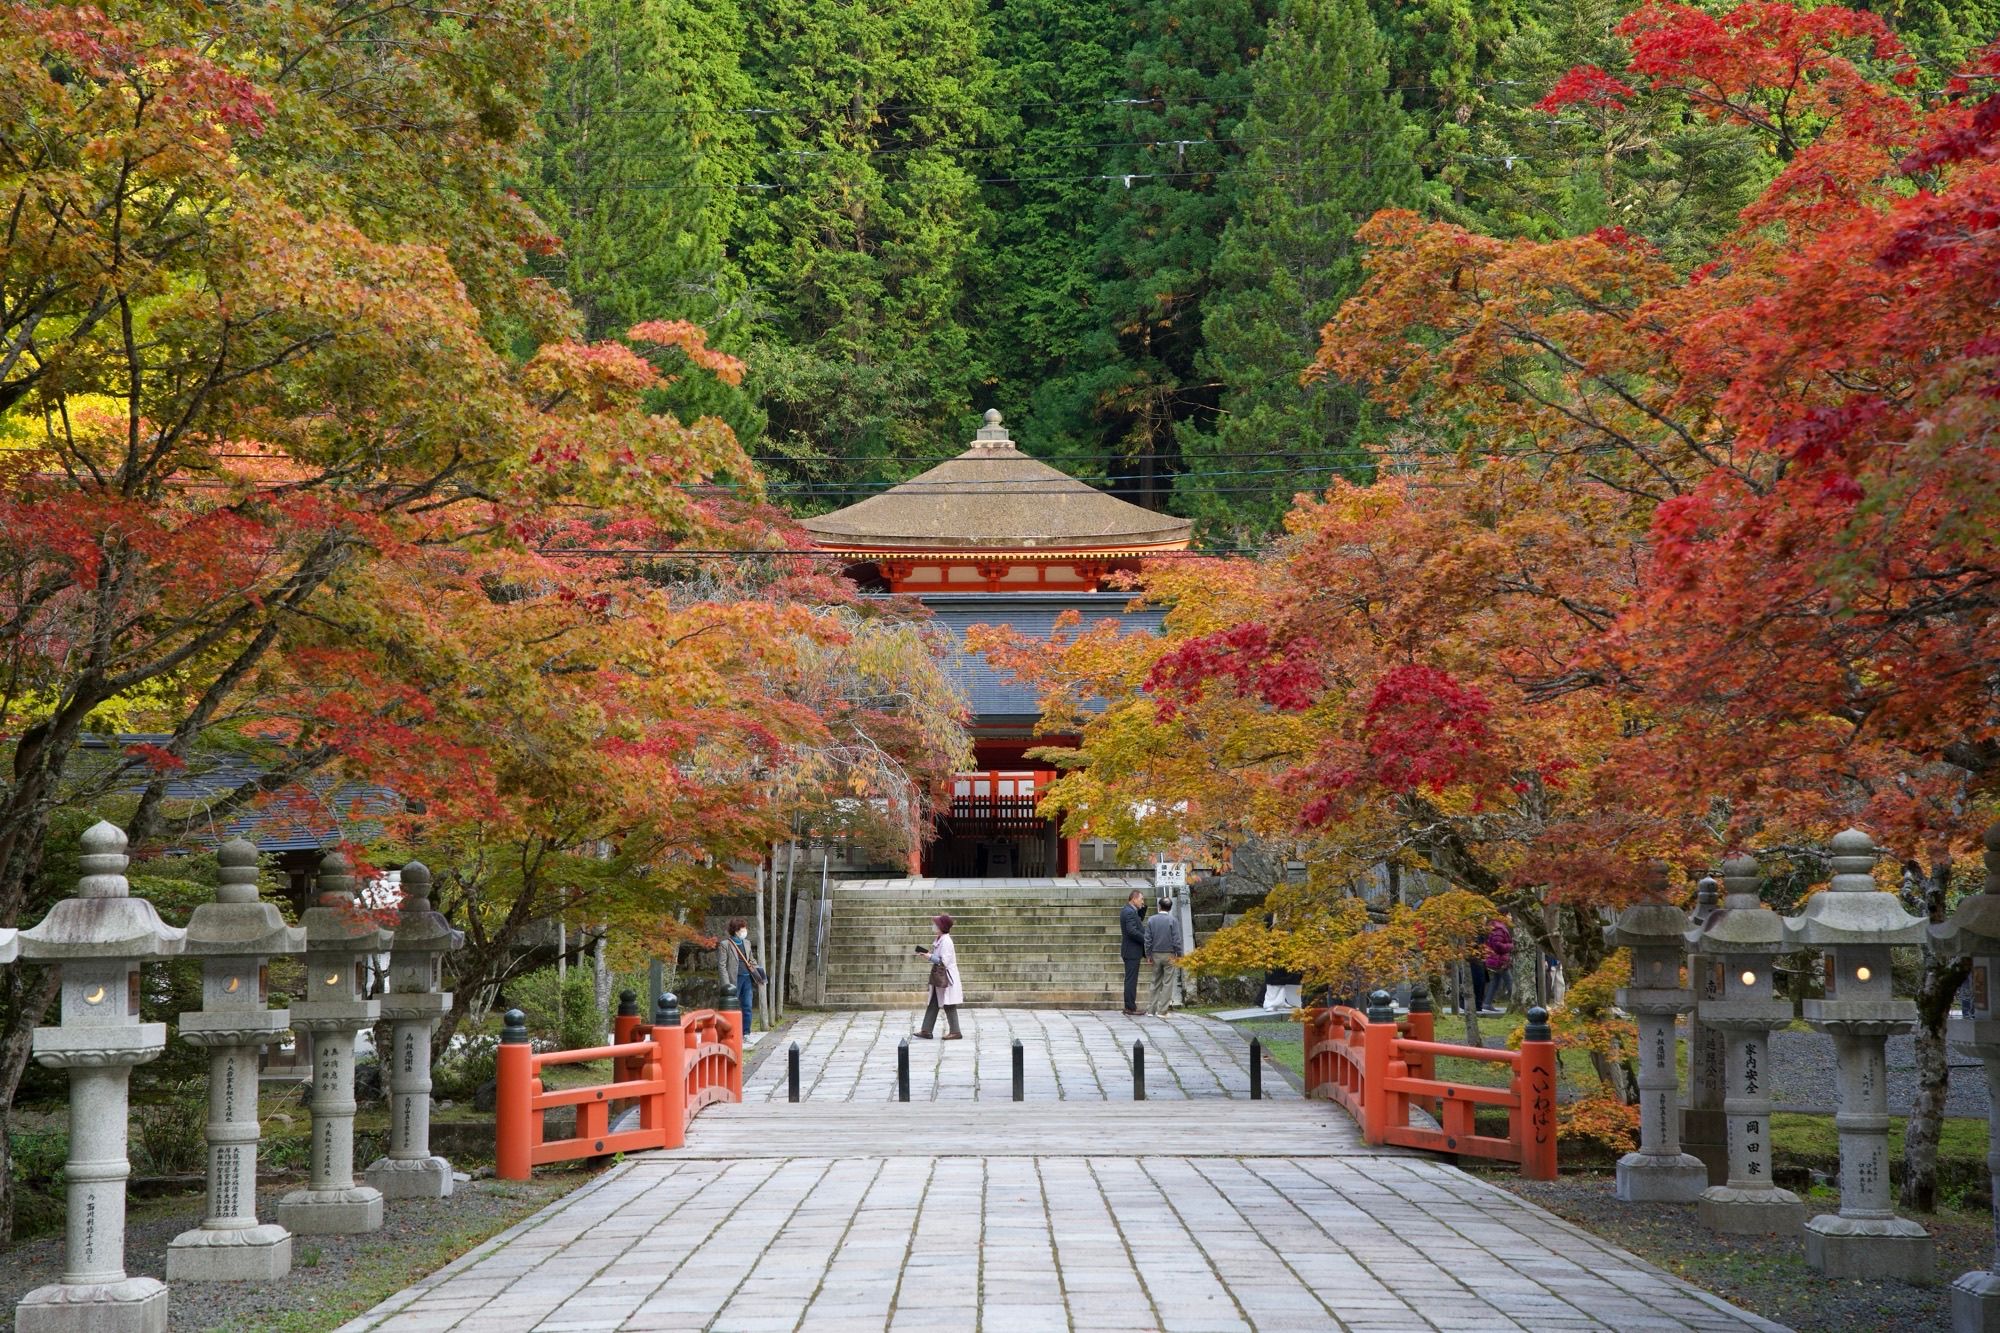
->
[[16, 821, 185, 1333], [167, 837, 307, 1281], [1790, 828, 1933, 1282], [274, 851, 394, 1235], [1690, 855, 1805, 1234], [1933, 822, 2000, 1330], [1683, 875, 1729, 1184], [365, 861, 464, 1200], [1606, 860, 1706, 1202]]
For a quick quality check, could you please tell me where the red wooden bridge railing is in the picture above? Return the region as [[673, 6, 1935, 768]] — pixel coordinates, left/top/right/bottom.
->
[[494, 994, 741, 1180], [1304, 988, 1558, 1180]]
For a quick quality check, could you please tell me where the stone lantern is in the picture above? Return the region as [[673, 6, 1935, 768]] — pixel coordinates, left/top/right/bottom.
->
[[1683, 875, 1729, 1184], [365, 861, 463, 1199], [15, 821, 185, 1333], [1933, 821, 2000, 1331], [0, 927, 16, 962], [1788, 827, 1933, 1281], [166, 837, 307, 1280], [1606, 860, 1706, 1201], [274, 850, 393, 1236], [1689, 854, 1805, 1234]]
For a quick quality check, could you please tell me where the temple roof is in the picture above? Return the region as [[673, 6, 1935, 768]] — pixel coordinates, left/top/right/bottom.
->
[[801, 410, 1193, 553]]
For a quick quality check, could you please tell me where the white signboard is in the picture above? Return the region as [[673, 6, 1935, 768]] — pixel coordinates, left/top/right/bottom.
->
[[1154, 861, 1188, 890]]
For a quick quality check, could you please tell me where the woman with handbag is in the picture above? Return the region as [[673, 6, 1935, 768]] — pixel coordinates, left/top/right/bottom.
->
[[719, 917, 764, 1035], [912, 913, 963, 1040]]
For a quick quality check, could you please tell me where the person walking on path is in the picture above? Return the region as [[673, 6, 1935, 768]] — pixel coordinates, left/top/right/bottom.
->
[[1145, 896, 1184, 1017], [1119, 888, 1147, 1015], [914, 913, 963, 1040], [719, 917, 763, 1036], [1468, 917, 1514, 1016]]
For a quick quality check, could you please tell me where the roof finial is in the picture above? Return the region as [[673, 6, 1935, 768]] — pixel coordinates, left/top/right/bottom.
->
[[971, 408, 1013, 450]]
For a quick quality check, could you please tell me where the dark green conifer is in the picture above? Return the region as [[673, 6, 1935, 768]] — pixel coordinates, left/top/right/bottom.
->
[[1180, 0, 1420, 542]]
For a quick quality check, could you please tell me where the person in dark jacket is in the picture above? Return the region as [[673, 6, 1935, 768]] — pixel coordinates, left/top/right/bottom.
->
[[1119, 889, 1146, 1015], [1144, 897, 1184, 1016]]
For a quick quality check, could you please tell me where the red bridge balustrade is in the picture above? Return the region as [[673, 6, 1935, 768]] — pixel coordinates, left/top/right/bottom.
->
[[1305, 988, 1558, 1180], [494, 994, 742, 1181]]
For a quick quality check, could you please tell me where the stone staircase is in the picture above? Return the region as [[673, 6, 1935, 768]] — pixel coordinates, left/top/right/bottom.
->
[[820, 877, 1149, 1008]]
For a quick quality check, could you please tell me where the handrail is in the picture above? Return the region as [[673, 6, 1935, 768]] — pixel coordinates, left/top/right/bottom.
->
[[494, 1001, 743, 1181], [1304, 992, 1558, 1180]]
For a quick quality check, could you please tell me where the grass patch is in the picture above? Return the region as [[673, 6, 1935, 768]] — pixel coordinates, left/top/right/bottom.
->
[[1772, 1111, 1986, 1165]]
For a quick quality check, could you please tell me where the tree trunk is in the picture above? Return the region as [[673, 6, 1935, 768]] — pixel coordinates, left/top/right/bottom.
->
[[1903, 861, 1967, 1213]]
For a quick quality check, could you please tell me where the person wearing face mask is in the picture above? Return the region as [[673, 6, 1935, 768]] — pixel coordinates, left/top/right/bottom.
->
[[718, 916, 764, 1035]]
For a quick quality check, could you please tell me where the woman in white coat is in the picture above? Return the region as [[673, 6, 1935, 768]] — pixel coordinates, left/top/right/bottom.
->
[[913, 913, 963, 1040]]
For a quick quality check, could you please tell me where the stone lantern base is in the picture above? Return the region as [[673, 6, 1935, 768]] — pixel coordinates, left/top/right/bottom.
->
[[1697, 1184, 1805, 1234], [1952, 1270, 2000, 1331], [165, 1222, 293, 1281], [273, 1183, 384, 1236], [1805, 1213, 1934, 1282], [365, 1153, 455, 1199], [1615, 1150, 1708, 1202], [17, 1275, 169, 1333]]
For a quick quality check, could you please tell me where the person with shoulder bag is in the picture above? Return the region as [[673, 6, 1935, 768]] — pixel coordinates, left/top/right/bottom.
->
[[913, 913, 963, 1040], [719, 917, 764, 1035]]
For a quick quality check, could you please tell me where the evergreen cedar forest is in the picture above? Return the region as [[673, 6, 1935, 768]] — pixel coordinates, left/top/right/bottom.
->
[[0, 0, 1997, 1237]]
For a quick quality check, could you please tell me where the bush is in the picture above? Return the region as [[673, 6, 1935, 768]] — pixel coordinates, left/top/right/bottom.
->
[[1558, 1092, 1640, 1157], [433, 1032, 500, 1101], [509, 965, 605, 1051], [10, 1126, 69, 1239], [135, 1080, 209, 1175]]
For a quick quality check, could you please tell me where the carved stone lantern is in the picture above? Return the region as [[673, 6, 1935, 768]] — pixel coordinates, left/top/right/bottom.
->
[[365, 861, 464, 1199], [1689, 854, 1805, 1234], [1606, 860, 1706, 1201], [15, 821, 185, 1333], [1789, 827, 1933, 1281], [166, 837, 307, 1280], [1682, 875, 1728, 1184], [273, 850, 393, 1236], [1932, 821, 2000, 1331]]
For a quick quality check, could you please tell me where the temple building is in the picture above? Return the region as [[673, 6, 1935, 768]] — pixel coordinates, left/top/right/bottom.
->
[[804, 410, 1190, 877]]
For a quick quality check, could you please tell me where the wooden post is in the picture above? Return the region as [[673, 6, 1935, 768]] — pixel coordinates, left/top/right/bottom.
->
[[1360, 990, 1396, 1147], [653, 995, 687, 1151], [1519, 1006, 1559, 1181], [495, 1010, 533, 1181]]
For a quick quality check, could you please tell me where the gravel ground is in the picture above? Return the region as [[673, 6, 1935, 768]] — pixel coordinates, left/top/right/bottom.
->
[[1765, 1028, 1990, 1117], [0, 1170, 587, 1332], [1496, 1171, 1987, 1333]]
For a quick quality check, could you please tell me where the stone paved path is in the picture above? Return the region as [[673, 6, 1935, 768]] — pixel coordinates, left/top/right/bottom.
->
[[338, 1011, 1784, 1333]]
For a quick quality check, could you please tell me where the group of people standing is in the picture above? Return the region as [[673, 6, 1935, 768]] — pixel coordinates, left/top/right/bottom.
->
[[1119, 888, 1185, 1016]]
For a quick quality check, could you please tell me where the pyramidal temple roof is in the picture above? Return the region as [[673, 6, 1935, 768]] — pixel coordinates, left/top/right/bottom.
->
[[801, 410, 1194, 553]]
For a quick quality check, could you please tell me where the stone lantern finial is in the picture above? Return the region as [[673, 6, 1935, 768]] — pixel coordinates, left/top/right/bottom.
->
[[215, 837, 260, 904], [316, 849, 356, 903], [1719, 854, 1762, 907], [77, 819, 128, 896]]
